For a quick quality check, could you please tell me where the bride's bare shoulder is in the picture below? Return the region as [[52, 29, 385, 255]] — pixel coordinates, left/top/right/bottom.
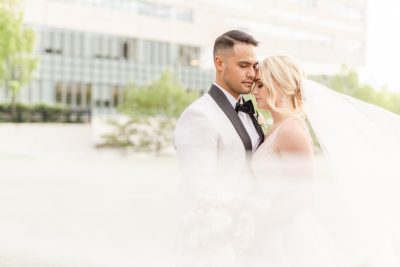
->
[[275, 119, 313, 156]]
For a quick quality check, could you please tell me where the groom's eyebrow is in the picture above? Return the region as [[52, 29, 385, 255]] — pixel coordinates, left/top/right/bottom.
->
[[238, 60, 252, 65], [238, 60, 258, 67]]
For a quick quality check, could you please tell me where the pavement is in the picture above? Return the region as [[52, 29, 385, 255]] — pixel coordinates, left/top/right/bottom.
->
[[0, 122, 181, 267]]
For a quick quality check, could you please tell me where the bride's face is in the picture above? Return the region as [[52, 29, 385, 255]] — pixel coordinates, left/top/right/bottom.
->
[[252, 78, 272, 111]]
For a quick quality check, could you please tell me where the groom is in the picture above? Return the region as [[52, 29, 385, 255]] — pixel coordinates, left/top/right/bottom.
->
[[174, 30, 264, 192]]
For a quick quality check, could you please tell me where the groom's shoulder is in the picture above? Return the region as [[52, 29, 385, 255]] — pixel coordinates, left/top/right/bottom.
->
[[175, 93, 222, 129], [180, 92, 217, 116]]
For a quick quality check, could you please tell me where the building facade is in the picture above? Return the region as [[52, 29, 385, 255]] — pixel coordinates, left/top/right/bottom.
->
[[1, 0, 367, 112]]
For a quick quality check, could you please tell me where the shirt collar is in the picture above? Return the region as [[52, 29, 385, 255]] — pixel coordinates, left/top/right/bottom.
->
[[213, 83, 242, 108]]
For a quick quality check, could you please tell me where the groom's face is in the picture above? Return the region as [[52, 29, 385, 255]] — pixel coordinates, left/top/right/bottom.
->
[[221, 43, 258, 96]]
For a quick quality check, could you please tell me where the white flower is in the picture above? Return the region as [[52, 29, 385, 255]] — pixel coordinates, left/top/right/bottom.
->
[[216, 245, 236, 264], [180, 194, 255, 265], [208, 208, 233, 234], [256, 112, 266, 126]]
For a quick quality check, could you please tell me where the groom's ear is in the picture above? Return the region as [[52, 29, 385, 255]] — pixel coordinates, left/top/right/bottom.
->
[[214, 55, 224, 72]]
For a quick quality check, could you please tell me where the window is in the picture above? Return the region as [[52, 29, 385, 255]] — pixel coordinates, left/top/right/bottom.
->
[[53, 31, 63, 54], [178, 45, 200, 67], [227, 18, 333, 46], [94, 35, 102, 59], [73, 33, 83, 57], [43, 30, 62, 54], [76, 83, 82, 106], [138, 1, 170, 19], [43, 30, 53, 54], [47, 0, 193, 22], [102, 37, 110, 58], [66, 84, 72, 104], [55, 82, 62, 103], [175, 8, 193, 22], [86, 84, 92, 106], [137, 0, 193, 22], [122, 41, 129, 60], [149, 41, 156, 64], [112, 85, 122, 107], [110, 38, 119, 59], [63, 31, 72, 55]]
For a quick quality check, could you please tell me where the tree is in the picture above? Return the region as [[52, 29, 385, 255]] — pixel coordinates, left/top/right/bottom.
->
[[0, 0, 38, 118], [118, 69, 199, 117], [310, 66, 400, 115]]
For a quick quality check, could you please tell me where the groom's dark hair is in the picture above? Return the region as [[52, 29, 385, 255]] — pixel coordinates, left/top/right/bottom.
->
[[213, 30, 259, 57]]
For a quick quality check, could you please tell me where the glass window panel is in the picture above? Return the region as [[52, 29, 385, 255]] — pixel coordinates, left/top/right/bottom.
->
[[73, 33, 83, 57], [63, 31, 72, 56], [53, 31, 63, 54], [43, 30, 54, 54], [129, 39, 137, 61]]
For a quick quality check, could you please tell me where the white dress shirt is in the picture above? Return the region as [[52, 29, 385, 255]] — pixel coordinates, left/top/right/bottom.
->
[[214, 83, 261, 151]]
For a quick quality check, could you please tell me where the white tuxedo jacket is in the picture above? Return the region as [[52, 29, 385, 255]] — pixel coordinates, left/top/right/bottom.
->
[[173, 85, 264, 195]]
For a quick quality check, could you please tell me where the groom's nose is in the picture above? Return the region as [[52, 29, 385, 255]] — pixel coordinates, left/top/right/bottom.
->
[[246, 67, 256, 80]]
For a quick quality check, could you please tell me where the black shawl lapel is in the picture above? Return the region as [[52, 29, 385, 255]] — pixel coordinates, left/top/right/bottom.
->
[[239, 96, 265, 148], [208, 85, 252, 152]]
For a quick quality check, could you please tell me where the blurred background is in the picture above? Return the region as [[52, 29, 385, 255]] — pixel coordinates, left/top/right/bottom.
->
[[1, 0, 399, 154], [1, 0, 371, 113], [0, 0, 400, 266]]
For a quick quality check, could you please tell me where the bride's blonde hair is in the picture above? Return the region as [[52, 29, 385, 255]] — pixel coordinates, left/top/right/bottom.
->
[[258, 55, 304, 116]]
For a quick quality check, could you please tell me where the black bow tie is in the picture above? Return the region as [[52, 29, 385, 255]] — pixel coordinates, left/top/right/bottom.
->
[[235, 99, 255, 115], [234, 98, 265, 147]]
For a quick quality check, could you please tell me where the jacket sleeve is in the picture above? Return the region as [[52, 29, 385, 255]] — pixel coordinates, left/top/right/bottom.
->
[[173, 107, 220, 193]]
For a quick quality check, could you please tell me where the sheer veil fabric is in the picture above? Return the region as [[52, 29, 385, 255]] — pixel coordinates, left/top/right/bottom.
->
[[301, 79, 400, 266], [174, 80, 400, 267]]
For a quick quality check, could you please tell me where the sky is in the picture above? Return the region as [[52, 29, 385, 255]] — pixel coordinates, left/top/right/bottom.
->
[[361, 0, 400, 92]]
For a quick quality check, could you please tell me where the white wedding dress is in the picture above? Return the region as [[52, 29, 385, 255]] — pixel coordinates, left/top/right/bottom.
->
[[248, 117, 350, 267]]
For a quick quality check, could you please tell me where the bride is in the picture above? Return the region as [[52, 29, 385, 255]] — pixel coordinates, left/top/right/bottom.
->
[[249, 55, 400, 267], [249, 55, 349, 267], [252, 55, 313, 160]]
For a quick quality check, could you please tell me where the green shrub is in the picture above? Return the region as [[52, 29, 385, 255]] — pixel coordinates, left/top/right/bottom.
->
[[0, 103, 90, 123], [101, 69, 200, 153], [118, 70, 199, 118]]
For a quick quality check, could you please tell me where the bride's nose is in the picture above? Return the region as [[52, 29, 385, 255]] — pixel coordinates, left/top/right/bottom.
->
[[251, 86, 258, 95]]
